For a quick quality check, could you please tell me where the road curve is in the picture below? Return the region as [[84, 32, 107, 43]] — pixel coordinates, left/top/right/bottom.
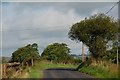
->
[[43, 68, 94, 79]]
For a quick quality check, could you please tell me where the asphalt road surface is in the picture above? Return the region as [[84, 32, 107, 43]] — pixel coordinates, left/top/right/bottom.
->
[[43, 68, 94, 79]]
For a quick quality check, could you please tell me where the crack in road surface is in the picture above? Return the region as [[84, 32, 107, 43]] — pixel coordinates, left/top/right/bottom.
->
[[43, 68, 94, 79]]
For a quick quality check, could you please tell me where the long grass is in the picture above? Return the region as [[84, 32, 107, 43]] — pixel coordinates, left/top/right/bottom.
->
[[19, 67, 29, 78], [79, 60, 118, 78]]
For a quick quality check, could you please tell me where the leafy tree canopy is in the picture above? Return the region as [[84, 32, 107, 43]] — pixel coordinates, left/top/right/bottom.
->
[[11, 43, 40, 66], [41, 43, 71, 63], [68, 13, 118, 59]]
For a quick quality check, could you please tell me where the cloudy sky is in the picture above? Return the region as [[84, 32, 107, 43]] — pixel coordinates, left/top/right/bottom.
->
[[1, 0, 118, 57]]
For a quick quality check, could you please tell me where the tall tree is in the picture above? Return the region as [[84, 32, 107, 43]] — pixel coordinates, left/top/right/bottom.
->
[[41, 43, 71, 63], [11, 43, 39, 66], [68, 13, 118, 60]]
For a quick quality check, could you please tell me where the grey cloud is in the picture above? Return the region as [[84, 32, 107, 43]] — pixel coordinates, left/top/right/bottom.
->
[[2, 2, 118, 57], [6, 2, 116, 16]]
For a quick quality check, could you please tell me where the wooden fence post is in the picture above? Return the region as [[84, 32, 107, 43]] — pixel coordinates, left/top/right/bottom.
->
[[3, 64, 6, 78]]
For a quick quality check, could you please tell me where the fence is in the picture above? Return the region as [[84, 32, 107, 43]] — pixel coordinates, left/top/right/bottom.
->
[[1, 62, 22, 78]]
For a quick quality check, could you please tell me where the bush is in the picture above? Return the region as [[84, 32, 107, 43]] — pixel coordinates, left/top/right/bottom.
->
[[73, 58, 82, 64]]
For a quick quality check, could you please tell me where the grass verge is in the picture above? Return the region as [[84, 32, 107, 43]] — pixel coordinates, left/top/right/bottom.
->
[[79, 64, 118, 78]]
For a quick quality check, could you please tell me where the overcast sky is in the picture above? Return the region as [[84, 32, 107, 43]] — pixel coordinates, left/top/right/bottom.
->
[[1, 0, 118, 57]]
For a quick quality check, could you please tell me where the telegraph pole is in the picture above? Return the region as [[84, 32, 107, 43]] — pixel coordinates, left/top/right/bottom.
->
[[82, 42, 84, 63]]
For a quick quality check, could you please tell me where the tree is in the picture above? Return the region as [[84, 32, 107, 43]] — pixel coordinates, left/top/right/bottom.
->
[[41, 43, 71, 63], [68, 13, 118, 60], [105, 44, 120, 63], [11, 43, 40, 66]]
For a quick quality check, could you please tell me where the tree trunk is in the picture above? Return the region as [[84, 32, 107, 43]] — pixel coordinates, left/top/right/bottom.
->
[[31, 59, 33, 66], [26, 62, 28, 67], [22, 62, 24, 66]]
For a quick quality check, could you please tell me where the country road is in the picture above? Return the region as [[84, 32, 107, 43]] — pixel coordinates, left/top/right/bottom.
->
[[43, 68, 94, 79]]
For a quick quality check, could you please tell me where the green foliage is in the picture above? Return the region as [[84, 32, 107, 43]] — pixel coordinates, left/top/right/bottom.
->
[[72, 58, 82, 65], [68, 13, 118, 59], [41, 43, 71, 63], [105, 46, 120, 63], [11, 43, 40, 66]]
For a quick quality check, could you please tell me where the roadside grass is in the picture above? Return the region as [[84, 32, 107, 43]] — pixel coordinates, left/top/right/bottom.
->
[[79, 61, 118, 78], [29, 62, 42, 78], [29, 68, 40, 78], [28, 60, 119, 78], [29, 60, 77, 78], [20, 68, 29, 78]]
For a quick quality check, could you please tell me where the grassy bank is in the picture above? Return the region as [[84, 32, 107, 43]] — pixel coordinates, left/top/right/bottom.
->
[[79, 60, 118, 78], [23, 60, 119, 78], [29, 60, 77, 78]]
